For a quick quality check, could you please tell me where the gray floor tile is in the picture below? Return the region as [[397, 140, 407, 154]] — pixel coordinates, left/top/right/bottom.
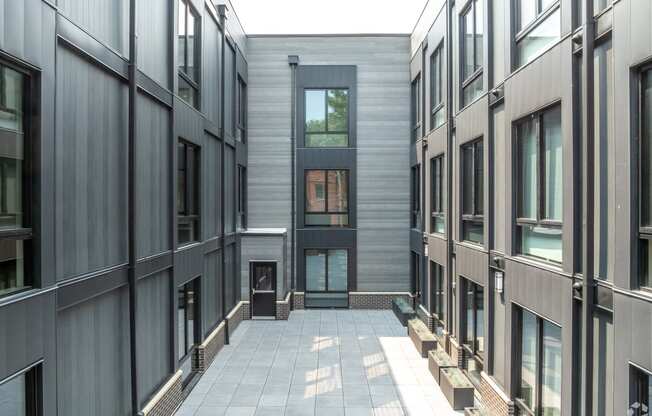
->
[[224, 407, 257, 416], [284, 406, 316, 416], [344, 408, 374, 416], [255, 407, 285, 416], [316, 407, 345, 416], [194, 406, 228, 415]]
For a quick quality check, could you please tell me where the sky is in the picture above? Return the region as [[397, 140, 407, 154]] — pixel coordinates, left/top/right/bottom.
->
[[229, 0, 430, 35]]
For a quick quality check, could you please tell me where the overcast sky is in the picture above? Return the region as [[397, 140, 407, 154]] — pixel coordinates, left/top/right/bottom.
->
[[229, 0, 429, 35]]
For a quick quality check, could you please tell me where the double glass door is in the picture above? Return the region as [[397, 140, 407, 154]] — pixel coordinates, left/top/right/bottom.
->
[[305, 249, 348, 308]]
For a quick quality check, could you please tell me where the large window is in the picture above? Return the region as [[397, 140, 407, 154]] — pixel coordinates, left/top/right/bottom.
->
[[630, 366, 651, 416], [461, 0, 483, 107], [177, 140, 200, 245], [411, 75, 421, 141], [178, 0, 200, 108], [411, 165, 421, 229], [640, 68, 652, 290], [0, 366, 40, 416], [462, 279, 484, 386], [516, 105, 562, 263], [236, 77, 246, 142], [461, 139, 483, 244], [515, 0, 560, 67], [305, 170, 348, 226], [430, 262, 445, 334], [305, 89, 349, 147], [305, 249, 348, 292], [431, 155, 445, 234], [178, 278, 199, 361], [430, 43, 444, 130], [0, 63, 31, 298], [517, 308, 562, 416]]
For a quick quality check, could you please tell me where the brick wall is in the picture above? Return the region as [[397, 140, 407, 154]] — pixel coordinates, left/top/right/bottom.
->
[[349, 292, 412, 309], [226, 301, 250, 335], [478, 372, 515, 416], [293, 292, 305, 309], [139, 371, 183, 416], [416, 304, 435, 331], [276, 293, 291, 320], [195, 322, 226, 372]]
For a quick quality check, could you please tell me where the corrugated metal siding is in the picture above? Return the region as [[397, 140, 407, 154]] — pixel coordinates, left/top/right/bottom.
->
[[137, 0, 170, 88], [241, 235, 286, 300], [58, 0, 129, 55]]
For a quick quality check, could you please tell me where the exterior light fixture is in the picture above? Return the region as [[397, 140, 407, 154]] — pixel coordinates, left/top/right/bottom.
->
[[495, 271, 504, 293]]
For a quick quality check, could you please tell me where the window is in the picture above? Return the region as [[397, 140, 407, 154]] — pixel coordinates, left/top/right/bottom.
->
[[516, 308, 562, 416], [640, 68, 652, 290], [411, 165, 421, 229], [516, 106, 562, 263], [0, 63, 32, 298], [461, 139, 483, 244], [430, 262, 445, 334], [305, 170, 348, 226], [177, 140, 200, 245], [515, 0, 560, 67], [0, 366, 40, 416], [178, 0, 200, 108], [431, 155, 445, 234], [461, 0, 483, 106], [411, 75, 421, 141], [411, 251, 421, 303], [462, 279, 484, 386], [236, 77, 246, 142], [430, 43, 444, 130], [630, 366, 651, 416], [305, 249, 348, 292], [178, 278, 199, 361], [305, 89, 348, 147], [237, 165, 247, 230]]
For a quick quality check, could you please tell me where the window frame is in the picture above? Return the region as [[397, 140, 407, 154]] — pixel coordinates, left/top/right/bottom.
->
[[178, 0, 200, 108], [177, 139, 201, 246], [178, 278, 200, 362], [514, 0, 561, 68], [0, 60, 35, 299], [460, 0, 483, 106], [236, 76, 247, 142], [411, 75, 422, 141], [0, 364, 42, 416], [304, 248, 349, 294], [639, 65, 652, 292], [411, 164, 421, 229], [430, 261, 445, 333], [304, 169, 350, 227], [462, 279, 484, 358], [430, 42, 444, 130], [237, 165, 247, 230], [431, 154, 445, 234], [304, 88, 350, 147], [461, 138, 484, 244], [515, 105, 563, 263], [629, 364, 651, 416]]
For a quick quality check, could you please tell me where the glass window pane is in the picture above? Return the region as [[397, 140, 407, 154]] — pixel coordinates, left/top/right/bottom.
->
[[0, 372, 26, 415], [541, 321, 562, 416], [327, 171, 348, 213], [520, 224, 562, 263], [465, 283, 474, 345], [186, 9, 196, 81], [0, 240, 26, 297], [327, 90, 348, 131], [434, 217, 445, 234], [518, 0, 537, 30], [0, 67, 24, 132], [306, 90, 326, 133], [640, 239, 652, 288], [186, 282, 196, 350], [177, 0, 186, 72], [306, 250, 326, 291], [474, 0, 483, 70], [519, 119, 537, 219], [462, 75, 483, 106], [177, 286, 186, 358], [520, 310, 538, 411], [476, 285, 484, 355], [462, 145, 474, 215], [517, 8, 561, 67], [475, 141, 484, 215], [305, 133, 348, 147], [642, 70, 652, 226], [543, 107, 562, 221], [327, 250, 348, 291], [305, 213, 349, 226], [306, 170, 326, 212], [463, 8, 475, 79], [463, 220, 483, 244], [178, 75, 197, 108]]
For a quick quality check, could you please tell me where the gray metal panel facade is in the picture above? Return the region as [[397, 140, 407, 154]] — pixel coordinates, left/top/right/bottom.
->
[[241, 235, 287, 300], [136, 0, 171, 88]]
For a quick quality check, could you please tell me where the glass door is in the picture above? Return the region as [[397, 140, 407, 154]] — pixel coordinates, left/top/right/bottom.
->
[[305, 249, 348, 308]]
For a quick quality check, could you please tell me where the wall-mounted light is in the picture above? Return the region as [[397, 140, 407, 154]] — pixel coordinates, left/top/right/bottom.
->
[[495, 271, 504, 294], [424, 244, 429, 256]]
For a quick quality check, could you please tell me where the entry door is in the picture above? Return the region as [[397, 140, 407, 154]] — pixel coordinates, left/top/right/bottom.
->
[[251, 262, 276, 317]]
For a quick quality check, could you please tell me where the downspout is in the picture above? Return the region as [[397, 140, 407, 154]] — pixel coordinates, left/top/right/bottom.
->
[[218, 4, 228, 344], [289, 56, 299, 300], [127, 0, 139, 412], [445, 0, 455, 335], [421, 41, 428, 309], [580, 0, 595, 413]]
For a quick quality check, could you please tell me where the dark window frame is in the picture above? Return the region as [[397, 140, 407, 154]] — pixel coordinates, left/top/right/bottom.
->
[[639, 66, 652, 291], [304, 248, 349, 294], [0, 364, 42, 416], [237, 165, 247, 230], [430, 42, 444, 130], [178, 0, 201, 108], [177, 139, 200, 245], [430, 261, 445, 332], [304, 88, 350, 147], [178, 278, 200, 362], [462, 278, 484, 358], [629, 365, 651, 416], [411, 164, 421, 229], [461, 138, 484, 244], [515, 0, 560, 41], [236, 76, 247, 142], [411, 75, 422, 141], [431, 154, 445, 234], [460, 0, 483, 105], [304, 169, 350, 227]]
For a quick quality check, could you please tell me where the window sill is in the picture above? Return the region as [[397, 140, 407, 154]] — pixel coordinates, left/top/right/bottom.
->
[[511, 254, 565, 274]]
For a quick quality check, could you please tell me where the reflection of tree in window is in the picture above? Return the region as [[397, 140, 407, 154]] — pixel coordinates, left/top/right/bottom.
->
[[305, 89, 349, 147]]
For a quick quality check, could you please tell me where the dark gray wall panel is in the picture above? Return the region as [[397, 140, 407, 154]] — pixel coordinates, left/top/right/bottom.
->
[[203, 134, 221, 238], [55, 47, 128, 280], [492, 104, 506, 253], [224, 243, 236, 311], [57, 286, 131, 416], [0, 0, 54, 67], [202, 250, 220, 334], [137, 93, 171, 259], [58, 0, 129, 56], [137, 0, 170, 88], [203, 14, 223, 125], [174, 244, 203, 286], [225, 145, 235, 233], [224, 43, 236, 139], [455, 244, 488, 286], [136, 270, 171, 406]]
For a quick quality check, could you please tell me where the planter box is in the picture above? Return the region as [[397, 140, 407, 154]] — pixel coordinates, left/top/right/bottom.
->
[[408, 318, 437, 357], [440, 368, 475, 410], [428, 349, 456, 384], [392, 297, 416, 326]]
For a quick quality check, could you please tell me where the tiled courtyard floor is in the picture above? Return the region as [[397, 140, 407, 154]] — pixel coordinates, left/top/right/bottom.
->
[[176, 310, 465, 416]]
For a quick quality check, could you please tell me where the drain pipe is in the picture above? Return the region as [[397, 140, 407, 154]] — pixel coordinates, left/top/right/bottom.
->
[[218, 4, 229, 345], [288, 55, 299, 303], [444, 0, 455, 335]]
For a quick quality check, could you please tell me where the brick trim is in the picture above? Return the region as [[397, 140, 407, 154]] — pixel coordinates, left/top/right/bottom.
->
[[478, 372, 515, 416], [138, 370, 183, 416], [293, 292, 305, 309], [195, 321, 226, 371], [349, 292, 412, 309], [276, 291, 291, 320]]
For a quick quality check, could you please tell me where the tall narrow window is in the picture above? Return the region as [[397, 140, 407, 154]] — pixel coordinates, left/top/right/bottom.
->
[[630, 366, 651, 416], [178, 278, 200, 360], [640, 68, 652, 290], [430, 262, 445, 334], [461, 139, 484, 244], [430, 43, 444, 129], [411, 251, 421, 303], [236, 77, 246, 142], [305, 249, 348, 293], [411, 165, 421, 229], [305, 89, 349, 147], [0, 63, 32, 298], [515, 0, 560, 67], [517, 308, 562, 416], [411, 75, 422, 141], [431, 155, 445, 234], [305, 170, 349, 226], [0, 366, 40, 416], [461, 0, 483, 106], [462, 279, 484, 386], [237, 165, 247, 230], [516, 105, 562, 263], [178, 0, 200, 108], [177, 140, 200, 245]]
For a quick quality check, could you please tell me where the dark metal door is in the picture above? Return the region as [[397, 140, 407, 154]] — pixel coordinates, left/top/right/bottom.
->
[[251, 262, 276, 317]]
